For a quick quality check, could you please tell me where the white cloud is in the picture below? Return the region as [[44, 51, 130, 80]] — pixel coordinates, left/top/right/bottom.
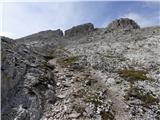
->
[[2, 2, 159, 39], [120, 12, 159, 27], [2, 2, 91, 39]]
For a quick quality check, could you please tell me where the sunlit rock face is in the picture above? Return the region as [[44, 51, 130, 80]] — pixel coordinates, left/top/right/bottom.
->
[[16, 29, 63, 47], [107, 18, 140, 30], [65, 23, 94, 37]]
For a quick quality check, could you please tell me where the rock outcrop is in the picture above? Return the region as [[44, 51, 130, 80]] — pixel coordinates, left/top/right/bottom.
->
[[22, 29, 63, 40], [1, 37, 56, 120], [107, 18, 140, 30], [65, 23, 94, 37], [16, 29, 63, 46], [1, 37, 19, 106]]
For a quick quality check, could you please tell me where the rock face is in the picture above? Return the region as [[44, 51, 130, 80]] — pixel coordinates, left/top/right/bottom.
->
[[65, 23, 94, 37], [107, 18, 140, 30], [1, 37, 56, 120], [16, 29, 63, 46], [1, 37, 20, 106], [1, 18, 160, 120], [23, 29, 63, 39]]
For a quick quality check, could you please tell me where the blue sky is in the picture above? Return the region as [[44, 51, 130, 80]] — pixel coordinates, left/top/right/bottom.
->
[[1, 1, 160, 39]]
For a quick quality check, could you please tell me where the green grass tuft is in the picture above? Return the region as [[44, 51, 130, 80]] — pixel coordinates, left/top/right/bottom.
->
[[84, 93, 103, 107], [100, 111, 115, 120], [118, 69, 148, 82], [125, 85, 159, 106], [57, 56, 79, 66]]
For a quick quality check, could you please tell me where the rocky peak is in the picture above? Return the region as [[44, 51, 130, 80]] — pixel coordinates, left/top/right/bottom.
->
[[17, 29, 63, 41], [107, 18, 140, 30], [21, 29, 63, 39], [65, 23, 94, 37], [16, 29, 63, 45], [45, 29, 63, 37]]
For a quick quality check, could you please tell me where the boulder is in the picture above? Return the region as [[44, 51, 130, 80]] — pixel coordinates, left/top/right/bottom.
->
[[107, 18, 140, 30], [65, 23, 94, 37]]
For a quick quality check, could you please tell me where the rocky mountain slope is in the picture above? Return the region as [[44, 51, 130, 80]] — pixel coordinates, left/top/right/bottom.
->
[[1, 18, 160, 120]]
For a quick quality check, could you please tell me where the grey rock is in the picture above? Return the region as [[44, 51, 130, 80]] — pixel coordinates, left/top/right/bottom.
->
[[45, 90, 56, 104], [16, 29, 63, 47], [1, 37, 56, 120], [69, 112, 81, 118], [57, 94, 66, 99], [65, 23, 94, 37], [1, 37, 27, 108], [107, 18, 140, 30]]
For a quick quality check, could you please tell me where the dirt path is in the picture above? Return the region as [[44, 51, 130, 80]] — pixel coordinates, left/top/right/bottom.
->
[[47, 58, 130, 120], [91, 69, 130, 120], [106, 90, 130, 120]]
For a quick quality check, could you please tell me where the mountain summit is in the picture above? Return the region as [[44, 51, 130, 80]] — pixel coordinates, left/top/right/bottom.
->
[[107, 18, 140, 30]]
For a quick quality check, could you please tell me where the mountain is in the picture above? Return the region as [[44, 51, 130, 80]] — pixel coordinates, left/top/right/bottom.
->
[[1, 18, 160, 120]]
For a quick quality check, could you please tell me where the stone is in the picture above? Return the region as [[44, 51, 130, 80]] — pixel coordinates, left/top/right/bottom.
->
[[56, 82, 61, 86], [68, 112, 81, 118], [45, 90, 56, 104], [107, 78, 116, 85], [57, 94, 66, 99], [85, 78, 97, 86]]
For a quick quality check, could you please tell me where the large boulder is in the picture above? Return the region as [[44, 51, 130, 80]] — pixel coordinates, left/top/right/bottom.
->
[[107, 18, 140, 30], [65, 23, 94, 37]]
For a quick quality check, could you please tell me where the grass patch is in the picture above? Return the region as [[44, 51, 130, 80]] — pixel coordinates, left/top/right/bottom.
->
[[73, 104, 85, 115], [142, 93, 159, 105], [100, 111, 115, 120], [73, 88, 104, 107], [69, 63, 85, 72], [84, 93, 103, 107], [41, 62, 55, 70], [118, 69, 148, 82], [57, 56, 79, 66], [43, 54, 55, 60], [73, 88, 87, 98], [125, 85, 159, 106], [100, 53, 126, 61]]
